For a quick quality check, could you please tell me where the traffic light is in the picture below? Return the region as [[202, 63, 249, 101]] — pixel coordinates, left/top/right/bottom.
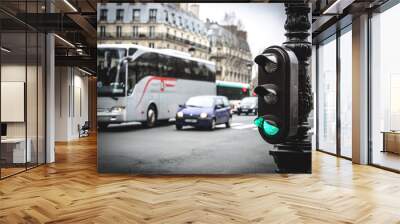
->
[[253, 46, 298, 144]]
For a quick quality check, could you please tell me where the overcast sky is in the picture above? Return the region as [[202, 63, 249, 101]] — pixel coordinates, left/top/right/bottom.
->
[[192, 3, 287, 78], [194, 3, 286, 58]]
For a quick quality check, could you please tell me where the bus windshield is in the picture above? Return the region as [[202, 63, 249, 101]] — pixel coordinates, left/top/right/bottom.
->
[[97, 48, 128, 97]]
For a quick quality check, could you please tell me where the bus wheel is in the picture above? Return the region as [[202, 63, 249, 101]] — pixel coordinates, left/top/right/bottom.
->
[[176, 124, 182, 130], [144, 105, 157, 128]]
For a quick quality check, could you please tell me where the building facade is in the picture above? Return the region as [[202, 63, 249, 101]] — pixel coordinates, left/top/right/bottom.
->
[[97, 3, 209, 60], [206, 22, 252, 83]]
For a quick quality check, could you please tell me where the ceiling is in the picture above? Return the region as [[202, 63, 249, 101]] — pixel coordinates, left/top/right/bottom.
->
[[0, 0, 97, 74]]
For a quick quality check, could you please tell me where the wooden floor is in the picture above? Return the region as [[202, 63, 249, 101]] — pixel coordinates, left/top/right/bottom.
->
[[1, 135, 400, 224]]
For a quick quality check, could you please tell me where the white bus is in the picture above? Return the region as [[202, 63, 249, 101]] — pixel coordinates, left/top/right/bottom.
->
[[97, 44, 216, 128]]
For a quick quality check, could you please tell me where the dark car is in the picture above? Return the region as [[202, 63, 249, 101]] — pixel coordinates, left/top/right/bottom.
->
[[175, 95, 231, 130], [237, 97, 258, 115]]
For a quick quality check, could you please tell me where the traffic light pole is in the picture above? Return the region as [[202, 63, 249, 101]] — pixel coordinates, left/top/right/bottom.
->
[[269, 2, 312, 173]]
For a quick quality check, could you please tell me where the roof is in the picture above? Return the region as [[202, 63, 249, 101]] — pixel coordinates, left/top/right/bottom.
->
[[216, 80, 250, 88], [98, 44, 214, 65]]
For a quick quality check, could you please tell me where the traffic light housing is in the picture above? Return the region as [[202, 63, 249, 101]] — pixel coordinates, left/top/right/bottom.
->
[[254, 46, 298, 144]]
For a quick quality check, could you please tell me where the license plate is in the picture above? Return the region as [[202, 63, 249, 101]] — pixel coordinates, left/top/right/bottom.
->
[[242, 109, 248, 112], [185, 119, 197, 123]]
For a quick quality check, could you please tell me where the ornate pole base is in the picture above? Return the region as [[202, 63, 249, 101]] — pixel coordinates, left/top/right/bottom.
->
[[270, 123, 311, 173]]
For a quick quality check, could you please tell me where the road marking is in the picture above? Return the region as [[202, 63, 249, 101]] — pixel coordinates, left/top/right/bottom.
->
[[230, 123, 243, 127], [232, 124, 256, 130]]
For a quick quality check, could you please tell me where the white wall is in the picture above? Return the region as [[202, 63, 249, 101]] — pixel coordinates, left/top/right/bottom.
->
[[55, 67, 89, 141]]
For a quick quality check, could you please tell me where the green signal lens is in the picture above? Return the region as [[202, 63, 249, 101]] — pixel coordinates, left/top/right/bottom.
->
[[254, 117, 264, 128], [263, 120, 279, 136], [254, 117, 279, 136]]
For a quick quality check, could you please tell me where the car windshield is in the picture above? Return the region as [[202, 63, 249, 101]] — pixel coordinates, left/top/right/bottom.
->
[[241, 97, 257, 105], [186, 96, 215, 108], [97, 48, 128, 97]]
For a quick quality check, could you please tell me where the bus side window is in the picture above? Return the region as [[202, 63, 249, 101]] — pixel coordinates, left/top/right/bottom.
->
[[191, 61, 201, 80], [128, 48, 137, 56], [165, 55, 176, 77], [206, 64, 215, 82], [140, 53, 159, 77], [158, 54, 167, 77], [183, 59, 191, 79], [127, 61, 137, 95], [200, 63, 209, 81], [176, 58, 188, 79]]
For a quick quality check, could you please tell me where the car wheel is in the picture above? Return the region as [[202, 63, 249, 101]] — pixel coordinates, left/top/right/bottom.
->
[[144, 105, 157, 128], [245, 112, 249, 116], [209, 119, 216, 130], [225, 117, 231, 128], [176, 124, 182, 130]]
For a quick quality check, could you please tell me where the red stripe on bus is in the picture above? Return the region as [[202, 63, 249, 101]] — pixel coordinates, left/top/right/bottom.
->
[[165, 83, 175, 87], [136, 76, 176, 107]]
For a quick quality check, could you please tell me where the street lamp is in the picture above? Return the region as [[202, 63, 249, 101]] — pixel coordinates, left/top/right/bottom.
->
[[246, 62, 253, 83]]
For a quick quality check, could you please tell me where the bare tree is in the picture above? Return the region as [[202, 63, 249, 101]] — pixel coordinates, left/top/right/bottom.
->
[[221, 12, 245, 31], [236, 19, 245, 31], [222, 12, 236, 26]]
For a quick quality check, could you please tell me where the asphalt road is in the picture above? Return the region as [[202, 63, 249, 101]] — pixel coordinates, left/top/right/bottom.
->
[[98, 115, 277, 174]]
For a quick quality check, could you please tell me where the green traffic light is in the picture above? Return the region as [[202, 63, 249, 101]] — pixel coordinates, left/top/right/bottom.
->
[[254, 117, 280, 136]]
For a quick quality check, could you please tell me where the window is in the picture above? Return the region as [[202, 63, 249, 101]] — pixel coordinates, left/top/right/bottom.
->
[[164, 10, 168, 22], [100, 26, 106, 37], [132, 26, 139, 37], [370, 3, 400, 171], [149, 26, 155, 38], [128, 53, 159, 90], [339, 26, 352, 158], [149, 43, 155, 48], [100, 9, 107, 21], [176, 59, 191, 79], [132, 9, 140, 21], [116, 9, 124, 21], [116, 26, 122, 38], [317, 35, 337, 155], [215, 98, 224, 106], [172, 13, 175, 24], [149, 9, 157, 21], [128, 48, 137, 56], [178, 16, 182, 26], [222, 97, 229, 107]]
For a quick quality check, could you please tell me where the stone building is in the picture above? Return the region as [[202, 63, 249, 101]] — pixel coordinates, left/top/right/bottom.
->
[[97, 3, 209, 60], [206, 21, 253, 83]]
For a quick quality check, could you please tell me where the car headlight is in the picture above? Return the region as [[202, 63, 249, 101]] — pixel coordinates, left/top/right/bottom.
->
[[111, 106, 125, 113], [200, 112, 208, 119], [177, 111, 184, 118]]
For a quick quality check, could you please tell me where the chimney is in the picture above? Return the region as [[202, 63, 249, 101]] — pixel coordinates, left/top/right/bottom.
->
[[189, 4, 200, 18], [238, 31, 247, 40], [180, 3, 189, 11]]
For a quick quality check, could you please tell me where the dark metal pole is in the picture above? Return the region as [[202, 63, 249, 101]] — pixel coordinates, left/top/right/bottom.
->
[[269, 2, 313, 173]]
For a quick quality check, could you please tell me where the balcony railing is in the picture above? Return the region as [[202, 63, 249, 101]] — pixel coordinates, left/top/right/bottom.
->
[[98, 32, 209, 50]]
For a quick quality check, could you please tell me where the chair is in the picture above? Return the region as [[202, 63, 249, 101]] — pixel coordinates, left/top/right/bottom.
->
[[79, 121, 90, 138]]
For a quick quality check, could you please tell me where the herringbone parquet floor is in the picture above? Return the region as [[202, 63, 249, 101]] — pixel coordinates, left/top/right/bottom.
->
[[1, 134, 400, 224]]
